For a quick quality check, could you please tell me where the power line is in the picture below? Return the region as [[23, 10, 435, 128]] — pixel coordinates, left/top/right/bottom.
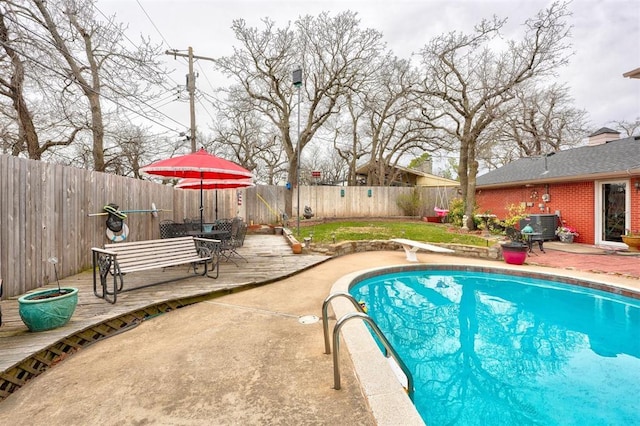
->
[[0, 38, 187, 132], [196, 61, 216, 91], [105, 3, 225, 135], [195, 100, 216, 127], [118, 3, 222, 135], [165, 47, 216, 151], [93, 3, 181, 93], [1, 5, 187, 132], [135, 0, 174, 50]]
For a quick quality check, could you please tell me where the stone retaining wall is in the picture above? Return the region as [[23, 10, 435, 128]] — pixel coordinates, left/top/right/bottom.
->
[[306, 239, 500, 260], [271, 226, 500, 259]]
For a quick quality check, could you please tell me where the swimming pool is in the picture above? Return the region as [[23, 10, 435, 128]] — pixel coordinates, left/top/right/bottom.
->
[[347, 267, 640, 426]]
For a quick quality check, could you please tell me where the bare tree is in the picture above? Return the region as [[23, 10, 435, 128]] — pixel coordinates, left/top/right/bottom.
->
[[481, 83, 588, 169], [0, 109, 17, 153], [418, 1, 572, 229], [209, 85, 281, 181], [302, 142, 349, 185], [18, 0, 167, 171], [357, 54, 433, 186], [214, 11, 385, 218], [331, 93, 368, 185], [0, 5, 81, 159], [107, 123, 163, 178], [251, 136, 289, 185], [610, 118, 640, 137]]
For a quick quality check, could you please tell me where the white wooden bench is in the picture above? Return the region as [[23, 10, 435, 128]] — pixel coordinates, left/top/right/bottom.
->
[[92, 236, 220, 304], [390, 238, 455, 262]]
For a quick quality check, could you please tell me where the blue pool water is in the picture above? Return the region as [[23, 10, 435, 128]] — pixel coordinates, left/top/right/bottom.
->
[[349, 270, 640, 426]]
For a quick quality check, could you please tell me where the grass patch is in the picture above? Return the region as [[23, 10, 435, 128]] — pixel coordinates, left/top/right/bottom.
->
[[295, 220, 489, 246]]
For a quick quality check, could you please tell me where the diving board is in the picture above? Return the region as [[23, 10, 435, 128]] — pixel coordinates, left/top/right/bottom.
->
[[390, 238, 455, 262]]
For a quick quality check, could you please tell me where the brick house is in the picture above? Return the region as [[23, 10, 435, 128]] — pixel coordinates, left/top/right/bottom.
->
[[475, 128, 640, 247]]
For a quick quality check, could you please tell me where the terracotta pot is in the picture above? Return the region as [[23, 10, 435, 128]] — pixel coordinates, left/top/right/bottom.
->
[[622, 235, 640, 251]]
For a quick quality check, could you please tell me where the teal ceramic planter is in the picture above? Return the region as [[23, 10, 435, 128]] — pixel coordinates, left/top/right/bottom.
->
[[18, 288, 78, 332]]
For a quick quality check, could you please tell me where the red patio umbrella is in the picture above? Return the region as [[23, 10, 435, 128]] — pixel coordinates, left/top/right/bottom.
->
[[175, 178, 255, 190], [176, 178, 255, 221], [141, 149, 253, 226]]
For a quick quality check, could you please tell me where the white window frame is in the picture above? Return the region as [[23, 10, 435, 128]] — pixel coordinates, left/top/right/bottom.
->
[[594, 179, 630, 247]]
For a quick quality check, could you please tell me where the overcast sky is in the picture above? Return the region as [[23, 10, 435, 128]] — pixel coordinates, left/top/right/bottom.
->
[[99, 0, 640, 141]]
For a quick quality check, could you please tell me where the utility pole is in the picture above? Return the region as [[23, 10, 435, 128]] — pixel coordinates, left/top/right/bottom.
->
[[292, 67, 302, 235], [166, 47, 216, 152], [187, 47, 196, 151]]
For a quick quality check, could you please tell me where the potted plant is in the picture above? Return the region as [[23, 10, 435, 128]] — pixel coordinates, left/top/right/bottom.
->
[[556, 224, 579, 243], [18, 257, 78, 332], [622, 230, 640, 251], [500, 227, 529, 265]]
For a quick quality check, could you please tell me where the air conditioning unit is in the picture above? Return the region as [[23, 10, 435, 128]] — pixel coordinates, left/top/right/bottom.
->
[[519, 214, 559, 240]]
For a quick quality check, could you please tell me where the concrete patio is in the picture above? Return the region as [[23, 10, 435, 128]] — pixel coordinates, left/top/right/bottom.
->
[[1, 234, 639, 425]]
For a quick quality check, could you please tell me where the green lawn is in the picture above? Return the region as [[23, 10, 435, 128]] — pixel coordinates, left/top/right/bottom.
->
[[293, 220, 489, 246]]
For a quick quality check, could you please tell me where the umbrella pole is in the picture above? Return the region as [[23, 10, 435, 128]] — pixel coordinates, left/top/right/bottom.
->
[[200, 175, 204, 231], [215, 190, 218, 221]]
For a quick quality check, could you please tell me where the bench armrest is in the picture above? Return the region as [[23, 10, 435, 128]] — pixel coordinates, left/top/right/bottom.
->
[[91, 247, 117, 256], [193, 237, 221, 244]]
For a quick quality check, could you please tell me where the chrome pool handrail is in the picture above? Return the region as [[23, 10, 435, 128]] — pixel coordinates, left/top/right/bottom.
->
[[321, 291, 364, 354], [322, 291, 414, 400], [332, 311, 414, 400]]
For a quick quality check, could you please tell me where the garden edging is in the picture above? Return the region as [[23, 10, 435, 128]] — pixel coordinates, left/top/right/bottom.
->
[[307, 240, 500, 260]]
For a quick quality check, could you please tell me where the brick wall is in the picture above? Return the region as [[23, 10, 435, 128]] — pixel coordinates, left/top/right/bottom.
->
[[632, 178, 640, 234], [476, 181, 595, 244]]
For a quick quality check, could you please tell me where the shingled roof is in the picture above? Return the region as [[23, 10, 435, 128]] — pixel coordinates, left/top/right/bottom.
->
[[476, 136, 640, 188]]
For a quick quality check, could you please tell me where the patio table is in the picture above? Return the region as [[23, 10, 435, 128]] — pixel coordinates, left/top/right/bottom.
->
[[522, 232, 545, 254], [186, 229, 230, 240]]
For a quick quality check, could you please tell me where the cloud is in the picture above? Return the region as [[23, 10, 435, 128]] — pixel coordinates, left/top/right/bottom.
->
[[101, 0, 640, 134]]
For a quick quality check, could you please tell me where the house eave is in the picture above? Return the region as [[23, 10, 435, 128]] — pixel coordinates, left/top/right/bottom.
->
[[477, 169, 640, 189], [623, 67, 640, 79]]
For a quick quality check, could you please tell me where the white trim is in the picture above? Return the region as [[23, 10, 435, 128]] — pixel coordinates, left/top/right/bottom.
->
[[594, 179, 630, 247]]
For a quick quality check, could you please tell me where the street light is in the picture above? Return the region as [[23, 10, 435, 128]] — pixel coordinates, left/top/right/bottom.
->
[[292, 67, 302, 235]]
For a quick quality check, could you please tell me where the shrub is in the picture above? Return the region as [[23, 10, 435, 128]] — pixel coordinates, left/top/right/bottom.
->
[[499, 203, 528, 229], [447, 197, 466, 227], [396, 188, 423, 216]]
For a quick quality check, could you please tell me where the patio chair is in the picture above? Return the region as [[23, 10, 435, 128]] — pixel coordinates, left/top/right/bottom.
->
[[170, 222, 190, 237], [218, 218, 248, 265], [234, 219, 248, 247], [216, 218, 232, 235], [159, 220, 176, 239]]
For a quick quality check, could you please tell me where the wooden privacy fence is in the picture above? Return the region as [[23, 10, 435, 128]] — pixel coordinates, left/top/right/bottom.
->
[[245, 185, 452, 225], [0, 155, 457, 298]]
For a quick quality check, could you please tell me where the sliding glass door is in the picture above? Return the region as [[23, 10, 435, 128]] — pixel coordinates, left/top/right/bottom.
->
[[597, 180, 629, 244]]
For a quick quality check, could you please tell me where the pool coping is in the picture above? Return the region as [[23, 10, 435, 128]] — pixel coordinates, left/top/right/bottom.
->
[[330, 263, 640, 426], [331, 266, 426, 426]]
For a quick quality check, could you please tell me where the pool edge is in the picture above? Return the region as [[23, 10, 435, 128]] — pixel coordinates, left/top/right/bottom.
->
[[331, 266, 426, 426], [329, 263, 640, 426]]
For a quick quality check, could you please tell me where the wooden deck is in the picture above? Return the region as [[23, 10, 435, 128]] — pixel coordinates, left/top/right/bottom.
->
[[0, 234, 329, 400]]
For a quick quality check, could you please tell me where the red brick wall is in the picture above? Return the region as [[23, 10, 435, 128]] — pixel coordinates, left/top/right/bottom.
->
[[476, 182, 594, 244], [632, 178, 640, 234]]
